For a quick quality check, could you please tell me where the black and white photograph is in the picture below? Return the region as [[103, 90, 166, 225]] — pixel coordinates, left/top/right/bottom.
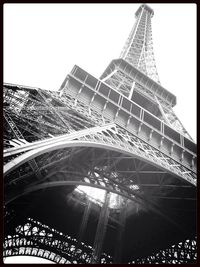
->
[[3, 3, 196, 264]]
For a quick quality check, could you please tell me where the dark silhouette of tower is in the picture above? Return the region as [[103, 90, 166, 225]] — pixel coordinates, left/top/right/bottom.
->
[[3, 4, 196, 264]]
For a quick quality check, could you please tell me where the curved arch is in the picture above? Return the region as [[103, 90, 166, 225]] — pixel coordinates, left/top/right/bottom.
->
[[4, 140, 185, 184], [5, 180, 184, 232], [4, 247, 67, 264], [3, 215, 113, 264], [6, 180, 139, 205], [4, 141, 194, 232]]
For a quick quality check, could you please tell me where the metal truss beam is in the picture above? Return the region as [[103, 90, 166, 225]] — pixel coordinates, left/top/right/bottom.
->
[[4, 124, 196, 186]]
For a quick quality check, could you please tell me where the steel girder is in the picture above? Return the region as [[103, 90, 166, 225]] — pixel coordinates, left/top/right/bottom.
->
[[4, 123, 197, 185]]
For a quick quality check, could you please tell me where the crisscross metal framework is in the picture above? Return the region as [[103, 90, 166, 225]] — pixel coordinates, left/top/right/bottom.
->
[[4, 4, 196, 264]]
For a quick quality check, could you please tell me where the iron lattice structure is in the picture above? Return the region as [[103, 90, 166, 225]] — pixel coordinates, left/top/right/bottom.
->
[[4, 218, 196, 264], [3, 4, 196, 264]]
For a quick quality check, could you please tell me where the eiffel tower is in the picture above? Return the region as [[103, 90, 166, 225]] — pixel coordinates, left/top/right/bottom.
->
[[3, 4, 196, 264]]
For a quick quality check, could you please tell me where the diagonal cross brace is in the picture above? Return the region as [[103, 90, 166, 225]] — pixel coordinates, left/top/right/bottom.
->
[[4, 112, 43, 179], [4, 123, 116, 159]]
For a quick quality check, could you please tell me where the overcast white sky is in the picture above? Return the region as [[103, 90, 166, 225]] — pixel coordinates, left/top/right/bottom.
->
[[4, 3, 196, 142], [3, 3, 196, 263]]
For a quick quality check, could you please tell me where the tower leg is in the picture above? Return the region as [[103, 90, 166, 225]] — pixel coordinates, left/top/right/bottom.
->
[[78, 200, 91, 243], [71, 200, 91, 262]]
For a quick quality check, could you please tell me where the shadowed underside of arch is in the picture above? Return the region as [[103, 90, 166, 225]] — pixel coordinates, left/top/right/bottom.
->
[[4, 143, 196, 225], [4, 142, 196, 263]]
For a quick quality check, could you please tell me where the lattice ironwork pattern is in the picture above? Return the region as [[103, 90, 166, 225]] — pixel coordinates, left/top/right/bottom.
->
[[120, 5, 160, 83], [4, 81, 197, 229], [3, 218, 112, 264], [4, 218, 196, 264], [4, 4, 196, 264], [4, 84, 196, 186], [4, 70, 196, 265], [130, 238, 197, 264]]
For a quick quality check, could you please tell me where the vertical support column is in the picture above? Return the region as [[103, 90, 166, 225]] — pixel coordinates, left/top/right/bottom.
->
[[71, 199, 92, 262], [155, 95, 170, 125], [78, 200, 91, 243], [113, 200, 127, 263], [91, 191, 111, 264]]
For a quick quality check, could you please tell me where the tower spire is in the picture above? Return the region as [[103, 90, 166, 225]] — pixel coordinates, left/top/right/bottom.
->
[[100, 4, 193, 140], [120, 4, 160, 84]]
